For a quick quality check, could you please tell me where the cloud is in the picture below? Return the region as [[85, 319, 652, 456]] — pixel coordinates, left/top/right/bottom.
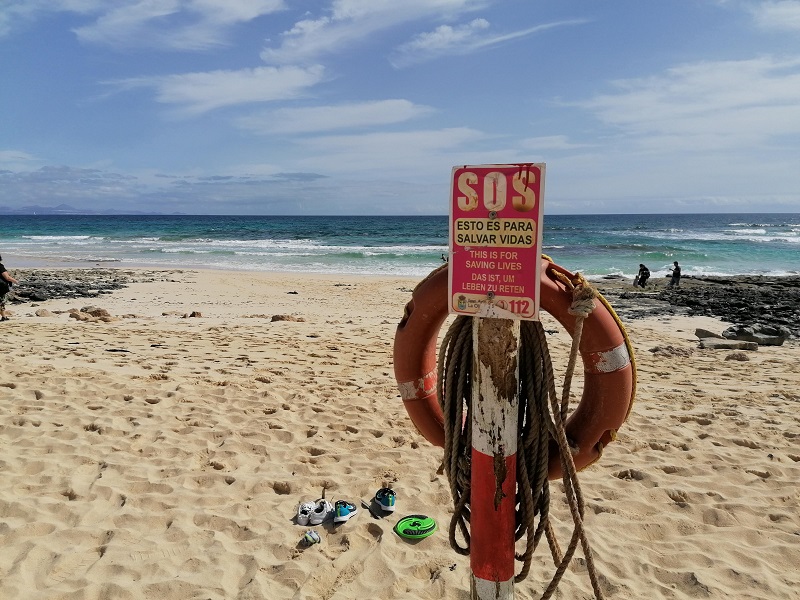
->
[[0, 150, 42, 171], [0, 0, 286, 49], [74, 0, 287, 50], [0, 163, 333, 213], [750, 0, 800, 31], [0, 1, 55, 36], [390, 18, 586, 67], [235, 99, 435, 134], [5, 165, 134, 183], [74, 0, 285, 50], [391, 18, 489, 66], [260, 0, 488, 64], [290, 127, 493, 174], [0, 165, 140, 206], [576, 56, 800, 152], [272, 172, 328, 182], [520, 136, 589, 151], [112, 65, 326, 115]]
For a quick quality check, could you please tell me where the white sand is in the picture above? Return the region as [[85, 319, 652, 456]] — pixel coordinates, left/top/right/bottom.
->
[[1, 269, 799, 599]]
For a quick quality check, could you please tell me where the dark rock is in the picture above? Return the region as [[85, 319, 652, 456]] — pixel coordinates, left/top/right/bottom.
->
[[699, 338, 758, 351], [695, 328, 723, 339], [8, 268, 186, 310], [9, 269, 130, 304], [596, 274, 800, 339], [721, 324, 789, 346]]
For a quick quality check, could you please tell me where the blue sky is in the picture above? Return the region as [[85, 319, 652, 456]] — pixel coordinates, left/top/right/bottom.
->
[[1, 0, 799, 215]]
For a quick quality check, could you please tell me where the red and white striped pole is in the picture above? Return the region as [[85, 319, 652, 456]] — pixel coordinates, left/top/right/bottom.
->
[[469, 316, 520, 599]]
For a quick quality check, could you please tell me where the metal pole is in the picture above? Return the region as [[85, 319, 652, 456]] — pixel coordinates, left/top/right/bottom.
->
[[470, 316, 520, 600]]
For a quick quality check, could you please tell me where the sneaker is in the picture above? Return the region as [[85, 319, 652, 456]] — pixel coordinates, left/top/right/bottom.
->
[[334, 500, 358, 523], [309, 499, 333, 525], [296, 501, 315, 526], [301, 529, 321, 547], [375, 488, 396, 512]]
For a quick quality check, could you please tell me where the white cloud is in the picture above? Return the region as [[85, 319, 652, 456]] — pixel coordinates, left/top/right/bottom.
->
[[75, 0, 286, 49], [751, 0, 800, 31], [290, 127, 490, 174], [235, 99, 435, 134], [189, 0, 286, 24], [391, 18, 489, 65], [73, 1, 183, 46], [260, 0, 488, 64], [0, 150, 41, 170], [520, 136, 588, 151], [0, 165, 140, 206], [0, 0, 285, 49], [577, 56, 800, 152], [391, 19, 586, 67], [113, 65, 326, 115]]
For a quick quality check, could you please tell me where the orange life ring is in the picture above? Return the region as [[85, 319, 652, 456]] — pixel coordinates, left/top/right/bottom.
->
[[393, 258, 634, 479]]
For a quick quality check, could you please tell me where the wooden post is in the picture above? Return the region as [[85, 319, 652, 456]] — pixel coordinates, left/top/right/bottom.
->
[[469, 316, 520, 600]]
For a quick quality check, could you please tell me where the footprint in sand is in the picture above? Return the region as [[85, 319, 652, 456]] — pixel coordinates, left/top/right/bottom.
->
[[273, 481, 292, 495], [666, 489, 689, 506], [46, 548, 99, 586], [614, 469, 646, 481], [745, 469, 771, 479], [732, 438, 760, 449]]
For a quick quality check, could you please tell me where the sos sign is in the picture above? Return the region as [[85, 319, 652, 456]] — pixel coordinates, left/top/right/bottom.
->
[[449, 163, 545, 320], [454, 167, 539, 213]]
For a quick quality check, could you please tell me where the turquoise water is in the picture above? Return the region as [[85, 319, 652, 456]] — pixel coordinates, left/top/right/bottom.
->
[[1, 213, 797, 279]]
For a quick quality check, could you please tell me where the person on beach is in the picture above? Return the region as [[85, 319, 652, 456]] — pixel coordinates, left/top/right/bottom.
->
[[668, 261, 681, 288], [635, 264, 650, 288], [0, 255, 20, 321]]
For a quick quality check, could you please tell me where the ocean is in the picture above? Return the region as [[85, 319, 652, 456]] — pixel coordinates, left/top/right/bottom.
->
[[1, 213, 798, 280]]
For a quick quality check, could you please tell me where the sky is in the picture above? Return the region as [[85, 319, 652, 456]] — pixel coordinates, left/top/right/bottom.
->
[[1, 0, 800, 215]]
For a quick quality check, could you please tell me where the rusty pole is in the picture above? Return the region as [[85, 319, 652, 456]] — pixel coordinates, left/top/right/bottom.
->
[[469, 316, 520, 599]]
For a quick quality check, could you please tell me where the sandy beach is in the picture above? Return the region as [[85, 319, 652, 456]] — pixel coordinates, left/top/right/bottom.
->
[[1, 268, 799, 599]]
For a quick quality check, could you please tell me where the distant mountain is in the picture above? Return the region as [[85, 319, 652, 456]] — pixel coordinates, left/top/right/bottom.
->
[[0, 204, 184, 215]]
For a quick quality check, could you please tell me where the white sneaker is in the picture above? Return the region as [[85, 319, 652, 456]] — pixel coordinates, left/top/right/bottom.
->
[[309, 499, 333, 525], [296, 501, 314, 526]]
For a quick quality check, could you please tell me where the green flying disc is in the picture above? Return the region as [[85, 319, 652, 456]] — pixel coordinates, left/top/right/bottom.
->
[[394, 515, 437, 540]]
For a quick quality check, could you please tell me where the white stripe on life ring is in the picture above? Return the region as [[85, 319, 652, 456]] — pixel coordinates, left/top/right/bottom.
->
[[585, 343, 630, 374]]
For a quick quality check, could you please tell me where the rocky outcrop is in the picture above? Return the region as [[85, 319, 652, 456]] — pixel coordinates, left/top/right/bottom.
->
[[721, 324, 790, 346], [9, 270, 129, 302], [69, 306, 117, 323], [8, 268, 186, 304], [698, 338, 759, 351], [658, 276, 800, 338], [695, 328, 723, 339], [599, 275, 800, 339]]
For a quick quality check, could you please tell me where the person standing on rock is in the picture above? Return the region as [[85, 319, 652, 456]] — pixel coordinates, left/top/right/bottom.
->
[[636, 264, 650, 288], [0, 254, 20, 321], [668, 261, 681, 288]]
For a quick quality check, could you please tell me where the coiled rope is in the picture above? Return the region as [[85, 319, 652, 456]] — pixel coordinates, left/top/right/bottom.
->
[[437, 269, 605, 599]]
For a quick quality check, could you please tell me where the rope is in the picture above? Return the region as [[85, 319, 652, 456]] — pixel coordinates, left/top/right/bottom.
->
[[439, 267, 606, 599]]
